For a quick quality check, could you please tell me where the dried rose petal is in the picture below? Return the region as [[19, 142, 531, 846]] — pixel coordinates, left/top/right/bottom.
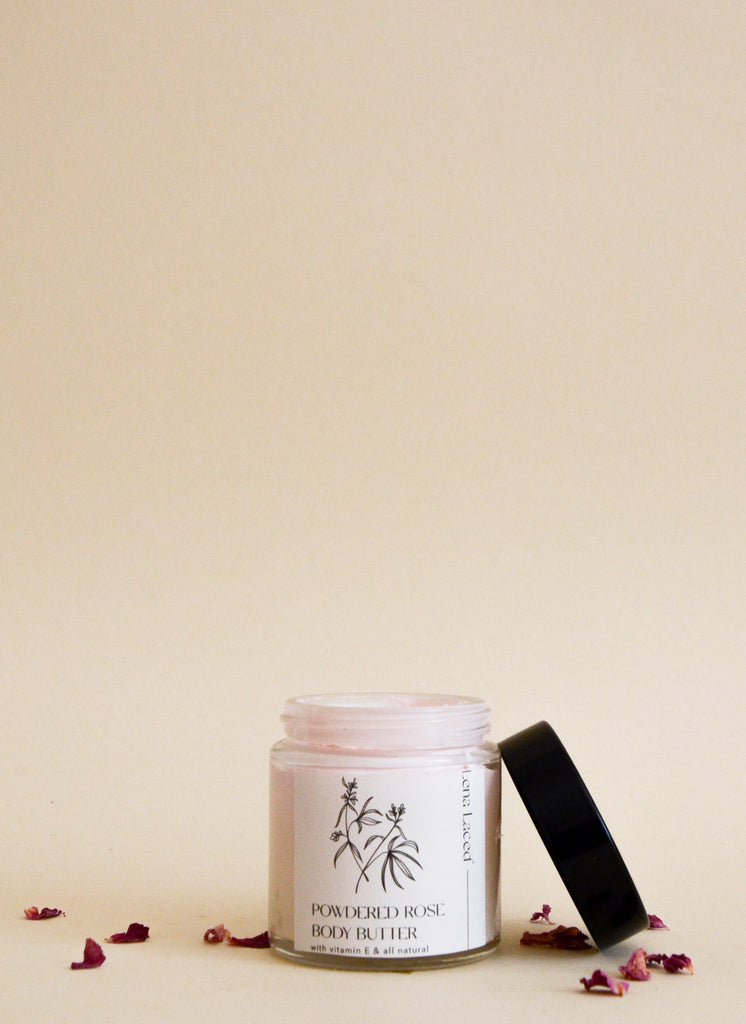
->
[[521, 925, 592, 950], [620, 947, 651, 981], [228, 930, 271, 948], [647, 913, 670, 930], [204, 923, 231, 943], [662, 954, 693, 974], [71, 937, 106, 970], [580, 969, 629, 996], [646, 952, 693, 974], [529, 903, 554, 924], [106, 922, 149, 943], [24, 906, 64, 920]]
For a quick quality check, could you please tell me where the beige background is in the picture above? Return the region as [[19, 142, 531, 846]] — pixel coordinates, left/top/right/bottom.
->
[[3, 2, 744, 1020]]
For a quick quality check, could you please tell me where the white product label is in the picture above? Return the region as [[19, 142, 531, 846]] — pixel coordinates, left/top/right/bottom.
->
[[294, 766, 497, 959]]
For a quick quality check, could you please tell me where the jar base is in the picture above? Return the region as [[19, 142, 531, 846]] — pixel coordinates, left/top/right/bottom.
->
[[269, 933, 500, 971]]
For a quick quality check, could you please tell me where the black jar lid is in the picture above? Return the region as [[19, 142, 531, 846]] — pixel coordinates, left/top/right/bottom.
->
[[499, 721, 649, 949]]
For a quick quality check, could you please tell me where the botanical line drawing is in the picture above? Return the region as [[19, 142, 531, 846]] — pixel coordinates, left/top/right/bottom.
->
[[329, 778, 422, 894]]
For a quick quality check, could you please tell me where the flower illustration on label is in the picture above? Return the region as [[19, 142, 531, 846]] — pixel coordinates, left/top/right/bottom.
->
[[330, 778, 423, 893]]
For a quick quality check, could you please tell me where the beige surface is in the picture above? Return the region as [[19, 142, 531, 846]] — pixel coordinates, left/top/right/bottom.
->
[[2, 2, 744, 1020]]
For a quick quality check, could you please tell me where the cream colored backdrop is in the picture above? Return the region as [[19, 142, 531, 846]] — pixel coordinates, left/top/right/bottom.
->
[[2, 3, 744, 1021]]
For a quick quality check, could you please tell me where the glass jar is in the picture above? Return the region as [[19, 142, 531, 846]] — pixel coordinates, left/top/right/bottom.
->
[[268, 693, 501, 970]]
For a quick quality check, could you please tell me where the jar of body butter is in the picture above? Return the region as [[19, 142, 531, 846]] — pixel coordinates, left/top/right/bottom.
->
[[268, 693, 501, 970]]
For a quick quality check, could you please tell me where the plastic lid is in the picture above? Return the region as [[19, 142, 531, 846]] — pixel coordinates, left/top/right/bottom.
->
[[499, 721, 648, 949]]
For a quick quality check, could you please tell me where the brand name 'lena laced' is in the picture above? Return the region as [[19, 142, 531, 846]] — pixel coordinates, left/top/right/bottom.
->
[[310, 902, 445, 941], [462, 768, 475, 864]]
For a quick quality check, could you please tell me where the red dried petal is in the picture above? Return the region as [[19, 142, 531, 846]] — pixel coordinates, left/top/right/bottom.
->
[[204, 923, 231, 943], [106, 922, 150, 943], [71, 938, 106, 970], [662, 953, 694, 974], [580, 969, 629, 996], [620, 947, 651, 981], [646, 952, 694, 973], [228, 930, 271, 948], [529, 903, 554, 924], [24, 906, 64, 920], [647, 913, 670, 930], [520, 925, 592, 950]]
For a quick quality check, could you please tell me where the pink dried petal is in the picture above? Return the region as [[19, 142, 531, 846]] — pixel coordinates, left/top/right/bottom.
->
[[530, 904, 554, 924], [228, 930, 271, 948], [106, 922, 150, 943], [71, 937, 106, 970], [647, 914, 670, 930], [204, 923, 232, 943], [646, 952, 694, 974], [521, 925, 592, 950], [620, 947, 651, 981], [661, 953, 694, 974], [580, 969, 629, 996], [24, 906, 64, 920]]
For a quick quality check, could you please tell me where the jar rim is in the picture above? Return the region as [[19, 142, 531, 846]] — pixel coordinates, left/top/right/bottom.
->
[[281, 692, 491, 749]]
